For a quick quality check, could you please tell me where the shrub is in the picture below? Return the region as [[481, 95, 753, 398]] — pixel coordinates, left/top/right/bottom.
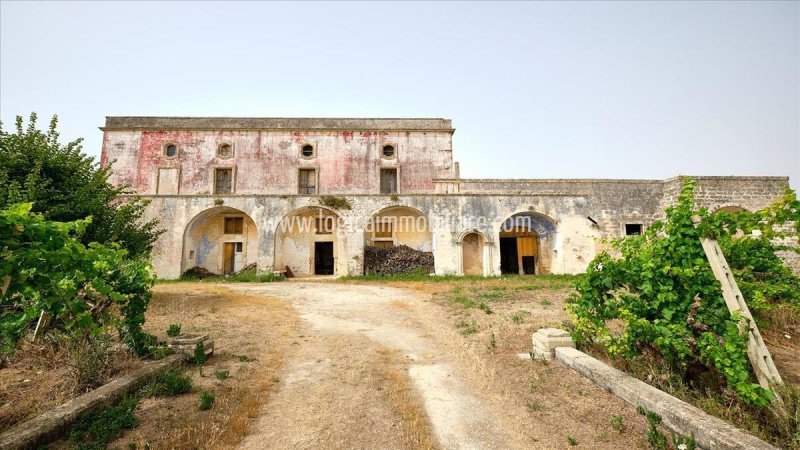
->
[[567, 179, 799, 407], [213, 369, 230, 380], [318, 195, 351, 210], [192, 342, 207, 365], [198, 390, 215, 410], [166, 324, 181, 337], [0, 203, 157, 356]]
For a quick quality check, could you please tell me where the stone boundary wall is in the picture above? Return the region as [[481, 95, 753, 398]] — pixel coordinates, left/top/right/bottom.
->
[[0, 354, 187, 450], [555, 347, 777, 450]]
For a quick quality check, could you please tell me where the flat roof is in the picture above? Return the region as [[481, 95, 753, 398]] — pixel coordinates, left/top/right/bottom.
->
[[102, 116, 454, 132]]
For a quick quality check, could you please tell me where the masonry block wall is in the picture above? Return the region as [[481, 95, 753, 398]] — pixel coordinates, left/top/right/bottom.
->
[[100, 117, 792, 279]]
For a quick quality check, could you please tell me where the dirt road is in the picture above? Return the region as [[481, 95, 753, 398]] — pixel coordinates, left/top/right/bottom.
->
[[232, 282, 515, 449]]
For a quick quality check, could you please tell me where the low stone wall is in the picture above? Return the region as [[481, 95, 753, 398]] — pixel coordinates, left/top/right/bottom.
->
[[555, 347, 777, 450], [0, 353, 187, 450]]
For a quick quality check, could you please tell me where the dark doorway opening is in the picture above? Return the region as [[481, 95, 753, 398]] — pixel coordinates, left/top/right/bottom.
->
[[522, 256, 536, 275], [500, 237, 518, 274], [314, 242, 334, 275]]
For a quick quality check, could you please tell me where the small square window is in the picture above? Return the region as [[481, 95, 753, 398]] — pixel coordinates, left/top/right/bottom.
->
[[224, 217, 243, 234], [374, 221, 393, 238], [382, 144, 395, 158], [235, 242, 243, 252], [625, 223, 643, 236], [301, 144, 315, 158], [165, 144, 177, 157]]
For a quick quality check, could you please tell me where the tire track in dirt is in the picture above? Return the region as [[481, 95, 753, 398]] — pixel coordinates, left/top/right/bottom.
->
[[231, 282, 512, 450]]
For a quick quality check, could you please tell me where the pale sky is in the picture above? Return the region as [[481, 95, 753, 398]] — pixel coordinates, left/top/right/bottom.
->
[[1, 1, 798, 189]]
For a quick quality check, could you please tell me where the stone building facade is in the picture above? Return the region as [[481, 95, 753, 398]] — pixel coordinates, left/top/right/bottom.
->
[[100, 117, 791, 279]]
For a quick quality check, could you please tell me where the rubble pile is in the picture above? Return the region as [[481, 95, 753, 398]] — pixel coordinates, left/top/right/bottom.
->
[[182, 266, 215, 279], [364, 245, 434, 275]]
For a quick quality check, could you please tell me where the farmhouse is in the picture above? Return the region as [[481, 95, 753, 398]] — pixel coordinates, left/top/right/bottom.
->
[[100, 117, 790, 279]]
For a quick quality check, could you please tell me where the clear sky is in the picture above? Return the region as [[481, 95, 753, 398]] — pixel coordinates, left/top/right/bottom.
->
[[1, 1, 798, 189]]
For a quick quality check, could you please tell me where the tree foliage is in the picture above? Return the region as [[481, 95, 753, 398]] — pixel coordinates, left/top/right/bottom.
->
[[567, 178, 800, 407], [0, 113, 160, 257], [0, 203, 156, 355]]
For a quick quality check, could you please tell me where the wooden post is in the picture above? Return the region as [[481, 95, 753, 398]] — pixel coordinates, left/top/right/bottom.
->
[[701, 238, 783, 388]]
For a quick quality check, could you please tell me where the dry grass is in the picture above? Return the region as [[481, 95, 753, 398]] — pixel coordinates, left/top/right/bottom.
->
[[0, 335, 142, 432], [375, 349, 438, 450]]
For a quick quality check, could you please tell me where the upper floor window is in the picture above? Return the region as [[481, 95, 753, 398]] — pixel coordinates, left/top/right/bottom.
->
[[164, 143, 177, 157], [299, 169, 317, 194], [301, 144, 315, 158], [382, 144, 396, 158], [215, 168, 233, 194], [380, 168, 397, 194], [218, 143, 233, 158]]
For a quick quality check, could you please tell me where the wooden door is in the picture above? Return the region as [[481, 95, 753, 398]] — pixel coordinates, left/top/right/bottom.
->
[[223, 242, 236, 274]]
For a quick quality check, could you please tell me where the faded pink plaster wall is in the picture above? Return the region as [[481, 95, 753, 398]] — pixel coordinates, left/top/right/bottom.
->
[[101, 129, 454, 195]]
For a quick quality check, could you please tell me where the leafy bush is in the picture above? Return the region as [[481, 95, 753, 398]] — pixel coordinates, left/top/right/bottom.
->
[[141, 368, 193, 397], [0, 203, 156, 355], [0, 113, 160, 257], [318, 195, 351, 210], [166, 324, 181, 337], [567, 178, 800, 407]]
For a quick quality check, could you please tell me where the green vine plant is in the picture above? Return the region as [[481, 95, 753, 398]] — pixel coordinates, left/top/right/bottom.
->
[[567, 178, 800, 407], [0, 203, 157, 356]]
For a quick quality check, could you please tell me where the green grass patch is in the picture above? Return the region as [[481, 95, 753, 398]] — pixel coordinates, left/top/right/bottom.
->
[[141, 368, 193, 397], [213, 369, 230, 380], [511, 310, 531, 324], [68, 395, 138, 450]]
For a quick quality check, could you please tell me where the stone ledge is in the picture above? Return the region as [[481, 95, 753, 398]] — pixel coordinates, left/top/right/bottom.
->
[[0, 353, 187, 450], [532, 328, 575, 360], [555, 347, 778, 450]]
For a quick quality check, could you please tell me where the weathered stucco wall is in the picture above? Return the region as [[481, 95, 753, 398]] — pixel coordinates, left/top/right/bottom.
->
[[100, 117, 792, 280]]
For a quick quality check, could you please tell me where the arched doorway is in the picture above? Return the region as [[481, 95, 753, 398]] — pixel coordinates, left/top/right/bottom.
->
[[183, 207, 258, 275], [498, 212, 557, 275], [274, 206, 343, 276], [461, 232, 484, 276]]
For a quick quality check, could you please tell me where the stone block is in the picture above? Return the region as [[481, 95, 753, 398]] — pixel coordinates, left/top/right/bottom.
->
[[170, 333, 214, 357], [532, 327, 575, 360]]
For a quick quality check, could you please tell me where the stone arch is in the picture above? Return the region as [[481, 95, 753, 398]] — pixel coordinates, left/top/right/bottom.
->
[[274, 206, 345, 276], [364, 205, 432, 251], [714, 205, 750, 213], [182, 206, 258, 275], [497, 211, 558, 275], [460, 231, 485, 276]]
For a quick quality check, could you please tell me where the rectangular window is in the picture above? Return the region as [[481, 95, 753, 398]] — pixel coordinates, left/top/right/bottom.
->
[[224, 217, 244, 234], [374, 220, 393, 238], [315, 217, 333, 234], [625, 223, 643, 236], [235, 242, 243, 252], [215, 168, 233, 194], [380, 169, 397, 194], [299, 169, 317, 194]]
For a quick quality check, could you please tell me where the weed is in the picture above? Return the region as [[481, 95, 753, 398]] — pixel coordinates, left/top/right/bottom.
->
[[643, 408, 667, 450], [452, 293, 476, 309], [671, 431, 696, 450], [141, 368, 193, 397], [567, 435, 578, 446], [192, 342, 207, 365], [478, 291, 506, 300], [209, 305, 219, 313], [318, 195, 352, 210], [457, 320, 477, 335], [540, 300, 552, 307], [214, 369, 230, 380], [68, 395, 138, 450], [511, 310, 530, 324], [271, 375, 280, 383], [611, 414, 624, 433], [489, 332, 496, 349], [237, 355, 253, 362], [198, 390, 215, 411], [526, 400, 544, 412], [166, 324, 181, 337], [479, 302, 494, 314]]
